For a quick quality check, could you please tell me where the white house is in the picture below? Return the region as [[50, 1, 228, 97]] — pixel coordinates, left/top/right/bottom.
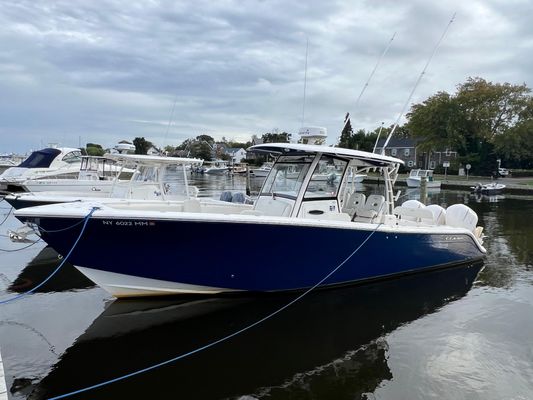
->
[[226, 147, 247, 163]]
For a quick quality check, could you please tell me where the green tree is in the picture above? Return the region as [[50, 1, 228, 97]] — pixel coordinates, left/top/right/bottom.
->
[[407, 92, 467, 153], [85, 142, 105, 156], [494, 120, 533, 168], [456, 77, 531, 140], [262, 131, 290, 143], [406, 77, 533, 173], [338, 114, 353, 148], [196, 134, 215, 145], [133, 137, 153, 155]]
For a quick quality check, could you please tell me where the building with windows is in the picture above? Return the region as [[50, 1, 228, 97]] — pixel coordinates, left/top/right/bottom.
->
[[374, 137, 457, 170], [225, 147, 247, 164]]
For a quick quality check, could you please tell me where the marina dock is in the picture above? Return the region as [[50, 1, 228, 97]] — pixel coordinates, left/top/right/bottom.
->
[[364, 175, 533, 195]]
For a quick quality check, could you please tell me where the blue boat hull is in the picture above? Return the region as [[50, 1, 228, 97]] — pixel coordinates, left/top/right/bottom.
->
[[20, 215, 486, 293]]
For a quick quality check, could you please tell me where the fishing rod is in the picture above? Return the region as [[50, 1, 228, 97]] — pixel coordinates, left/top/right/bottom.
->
[[338, 32, 396, 143], [381, 12, 456, 154]]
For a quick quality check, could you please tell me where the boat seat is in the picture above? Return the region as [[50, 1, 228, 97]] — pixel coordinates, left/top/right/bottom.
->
[[342, 192, 366, 217], [352, 194, 385, 223], [183, 199, 202, 213], [394, 200, 430, 224], [254, 197, 292, 217], [393, 206, 434, 225]]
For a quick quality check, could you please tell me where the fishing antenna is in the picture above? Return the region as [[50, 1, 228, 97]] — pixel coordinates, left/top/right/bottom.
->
[[163, 96, 178, 150], [338, 32, 396, 142], [372, 122, 385, 153], [381, 12, 456, 154], [301, 38, 309, 128]]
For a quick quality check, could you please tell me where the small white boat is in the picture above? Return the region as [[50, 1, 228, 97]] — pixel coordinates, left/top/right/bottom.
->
[[249, 162, 273, 177], [471, 182, 506, 195], [0, 147, 83, 191], [406, 169, 441, 188], [203, 160, 229, 175]]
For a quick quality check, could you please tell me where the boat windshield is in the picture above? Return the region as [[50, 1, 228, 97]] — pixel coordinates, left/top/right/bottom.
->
[[260, 155, 313, 198], [61, 151, 83, 164], [304, 155, 347, 199], [132, 165, 159, 182]]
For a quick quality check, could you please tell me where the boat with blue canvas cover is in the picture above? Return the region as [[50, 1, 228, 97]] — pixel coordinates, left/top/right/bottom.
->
[[14, 141, 486, 298], [4, 154, 205, 209], [0, 147, 83, 192]]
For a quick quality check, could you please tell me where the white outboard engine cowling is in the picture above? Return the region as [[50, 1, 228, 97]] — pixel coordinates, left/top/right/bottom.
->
[[445, 204, 478, 232]]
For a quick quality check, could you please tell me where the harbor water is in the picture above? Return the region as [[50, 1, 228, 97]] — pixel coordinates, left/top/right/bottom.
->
[[0, 175, 532, 399]]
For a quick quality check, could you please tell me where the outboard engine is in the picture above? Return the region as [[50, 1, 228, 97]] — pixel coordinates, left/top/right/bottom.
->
[[445, 204, 478, 232], [220, 191, 233, 202]]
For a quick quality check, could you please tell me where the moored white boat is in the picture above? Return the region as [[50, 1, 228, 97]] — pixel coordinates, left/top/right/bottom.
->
[[14, 141, 486, 298], [471, 182, 506, 195], [0, 147, 84, 192], [203, 160, 229, 175], [249, 162, 273, 177], [20, 155, 130, 194], [5, 154, 205, 209], [406, 169, 441, 188]]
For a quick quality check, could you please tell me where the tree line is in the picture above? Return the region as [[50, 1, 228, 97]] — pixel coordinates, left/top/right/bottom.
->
[[339, 77, 533, 175]]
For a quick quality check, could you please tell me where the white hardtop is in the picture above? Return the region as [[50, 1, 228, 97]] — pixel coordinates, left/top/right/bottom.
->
[[409, 169, 433, 177], [248, 143, 404, 167], [104, 153, 203, 166]]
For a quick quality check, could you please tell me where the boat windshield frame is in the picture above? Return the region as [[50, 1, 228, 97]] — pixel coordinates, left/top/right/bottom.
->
[[259, 155, 314, 200], [259, 153, 349, 201]]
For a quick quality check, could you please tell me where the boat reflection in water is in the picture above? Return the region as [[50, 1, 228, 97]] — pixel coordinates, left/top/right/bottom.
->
[[7, 246, 94, 293], [24, 262, 483, 400]]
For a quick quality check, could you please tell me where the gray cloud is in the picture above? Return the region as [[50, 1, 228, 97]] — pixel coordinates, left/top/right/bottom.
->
[[1, 0, 532, 152]]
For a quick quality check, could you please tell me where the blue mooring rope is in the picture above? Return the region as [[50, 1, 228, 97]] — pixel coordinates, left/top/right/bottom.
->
[[0, 207, 98, 305], [48, 223, 383, 400], [0, 238, 42, 252], [0, 206, 12, 226]]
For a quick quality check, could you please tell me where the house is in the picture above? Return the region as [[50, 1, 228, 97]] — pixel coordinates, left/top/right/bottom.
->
[[374, 137, 457, 170], [246, 136, 263, 161], [146, 145, 162, 156], [225, 147, 247, 164]]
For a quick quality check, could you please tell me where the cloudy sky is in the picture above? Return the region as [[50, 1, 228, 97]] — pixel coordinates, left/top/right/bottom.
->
[[1, 0, 532, 153]]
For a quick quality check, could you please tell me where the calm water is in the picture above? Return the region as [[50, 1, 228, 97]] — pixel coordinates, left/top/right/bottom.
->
[[0, 175, 532, 400]]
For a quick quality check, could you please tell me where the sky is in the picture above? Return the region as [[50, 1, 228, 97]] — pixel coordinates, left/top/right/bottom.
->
[[1, 0, 532, 153]]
